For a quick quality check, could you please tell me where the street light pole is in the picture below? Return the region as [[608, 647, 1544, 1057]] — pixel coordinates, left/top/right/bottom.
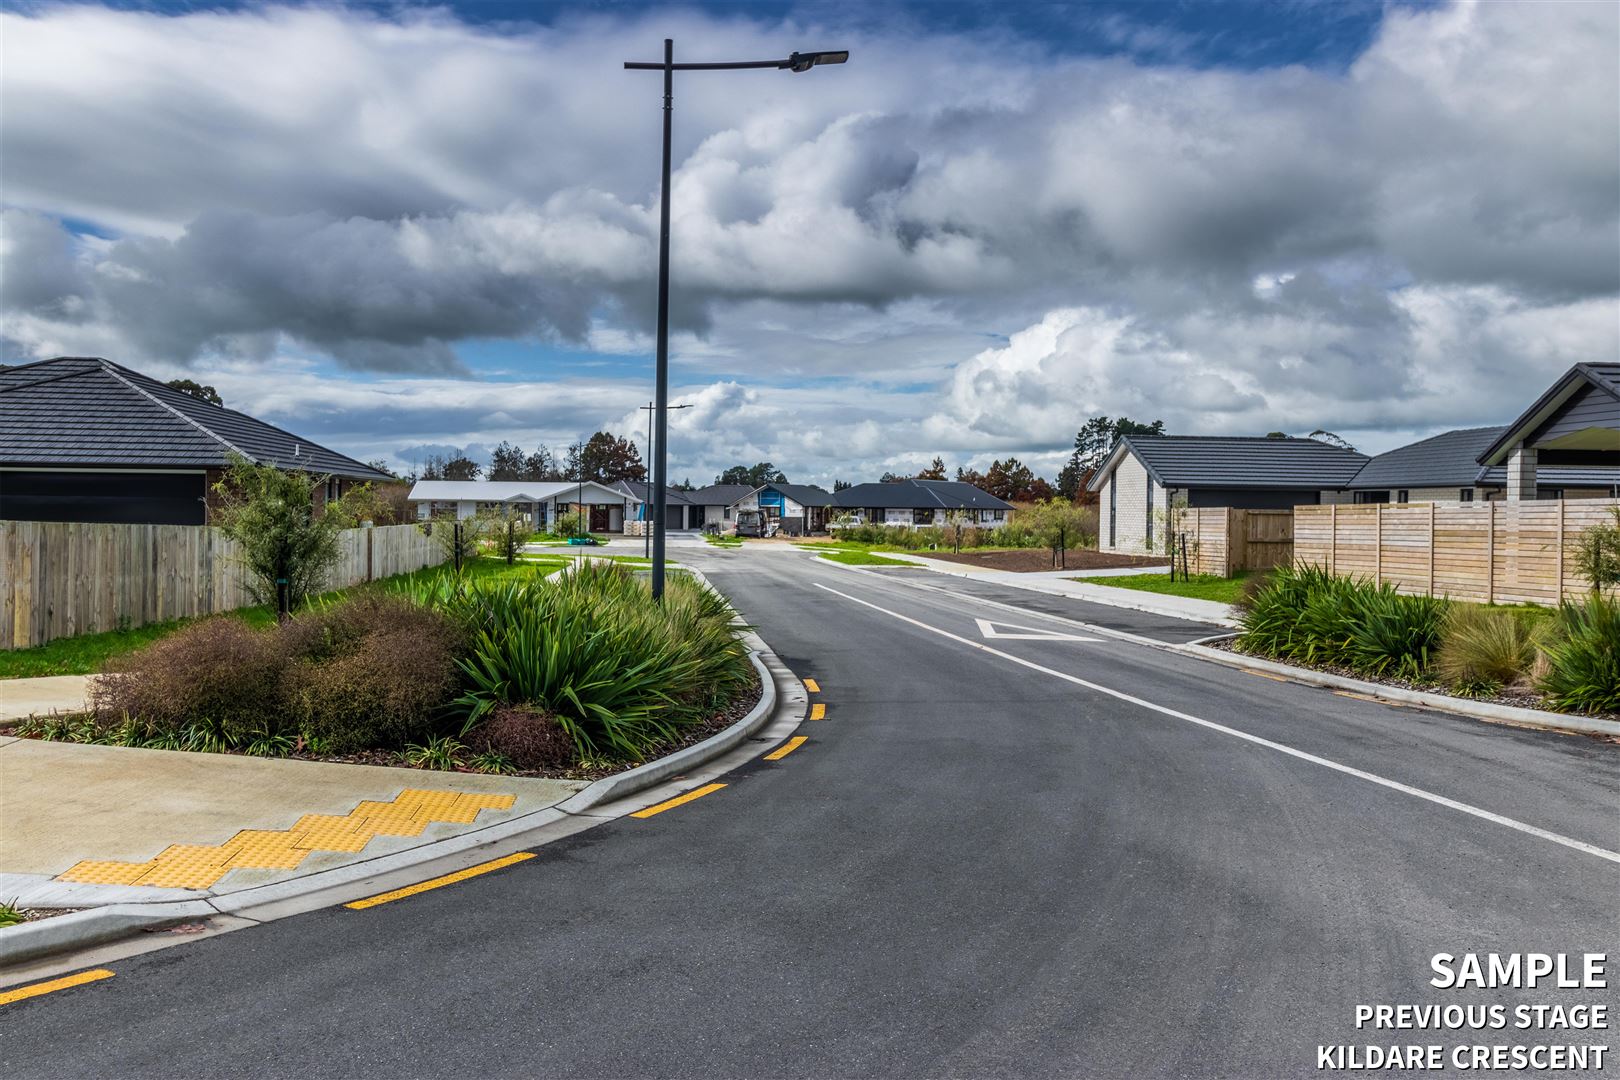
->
[[639, 400, 692, 558], [625, 41, 848, 599]]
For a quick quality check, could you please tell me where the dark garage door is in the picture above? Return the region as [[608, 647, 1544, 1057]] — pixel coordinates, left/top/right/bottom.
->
[[1188, 487, 1320, 510], [0, 470, 207, 525]]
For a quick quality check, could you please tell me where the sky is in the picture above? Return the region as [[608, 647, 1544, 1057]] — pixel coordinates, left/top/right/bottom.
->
[[2, 0, 1616, 486]]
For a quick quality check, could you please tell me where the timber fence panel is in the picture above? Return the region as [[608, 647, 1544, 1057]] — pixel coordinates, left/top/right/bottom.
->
[[1, 521, 445, 649], [1292, 498, 1617, 606]]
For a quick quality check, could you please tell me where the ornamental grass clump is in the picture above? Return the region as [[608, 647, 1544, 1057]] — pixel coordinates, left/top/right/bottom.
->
[[1536, 594, 1620, 715], [413, 561, 751, 762], [1433, 605, 1535, 695]]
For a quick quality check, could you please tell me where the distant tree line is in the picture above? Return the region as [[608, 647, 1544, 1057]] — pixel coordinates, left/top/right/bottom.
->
[[416, 431, 646, 485]]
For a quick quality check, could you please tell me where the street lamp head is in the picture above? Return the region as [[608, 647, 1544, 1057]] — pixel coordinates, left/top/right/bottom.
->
[[785, 50, 849, 73]]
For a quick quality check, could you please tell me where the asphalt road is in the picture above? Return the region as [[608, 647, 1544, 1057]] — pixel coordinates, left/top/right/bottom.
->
[[5, 546, 1618, 1078]]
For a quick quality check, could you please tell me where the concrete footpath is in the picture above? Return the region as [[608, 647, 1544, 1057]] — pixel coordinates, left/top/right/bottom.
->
[[0, 676, 94, 723], [0, 737, 584, 908], [869, 551, 1239, 626]]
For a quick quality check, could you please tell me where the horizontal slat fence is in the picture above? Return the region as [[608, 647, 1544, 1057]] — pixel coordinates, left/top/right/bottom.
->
[[1294, 499, 1618, 605], [1179, 508, 1293, 577], [3, 521, 445, 649]]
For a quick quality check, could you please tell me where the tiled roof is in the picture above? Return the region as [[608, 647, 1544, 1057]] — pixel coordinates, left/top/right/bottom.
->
[[407, 480, 630, 502], [611, 480, 694, 504], [1105, 435, 1369, 490], [832, 479, 1014, 511], [765, 483, 837, 507], [0, 357, 389, 480], [685, 484, 758, 505], [1347, 427, 1505, 489]]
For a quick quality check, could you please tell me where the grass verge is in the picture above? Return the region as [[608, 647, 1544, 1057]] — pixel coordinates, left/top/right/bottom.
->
[[1079, 572, 1251, 604], [818, 550, 914, 567]]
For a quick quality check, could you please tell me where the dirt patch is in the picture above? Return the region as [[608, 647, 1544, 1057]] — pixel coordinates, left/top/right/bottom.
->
[[922, 548, 1165, 573]]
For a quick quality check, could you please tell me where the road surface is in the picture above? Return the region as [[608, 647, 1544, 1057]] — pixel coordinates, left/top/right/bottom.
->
[[5, 544, 1617, 1078]]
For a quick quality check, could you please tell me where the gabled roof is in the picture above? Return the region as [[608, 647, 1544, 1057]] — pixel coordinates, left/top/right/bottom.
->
[[0, 356, 389, 480], [685, 483, 757, 505], [831, 478, 1014, 511], [1478, 362, 1620, 465], [407, 480, 630, 503], [610, 480, 693, 505], [747, 482, 837, 508], [1346, 427, 1504, 489], [1087, 435, 1368, 492]]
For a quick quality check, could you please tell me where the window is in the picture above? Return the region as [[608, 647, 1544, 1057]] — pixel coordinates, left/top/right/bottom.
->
[[724, 506, 732, 520], [1145, 481, 1154, 548], [1459, 489, 1473, 502], [912, 508, 934, 526], [1538, 488, 1564, 501], [1396, 489, 1409, 504], [1108, 475, 1116, 547], [1354, 491, 1390, 505]]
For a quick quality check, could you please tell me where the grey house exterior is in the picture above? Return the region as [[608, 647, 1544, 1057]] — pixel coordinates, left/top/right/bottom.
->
[[684, 484, 758, 529], [1, 357, 390, 525], [831, 479, 1014, 528], [1089, 436, 1368, 555], [1347, 424, 1619, 504], [1476, 362, 1619, 500], [728, 482, 838, 535]]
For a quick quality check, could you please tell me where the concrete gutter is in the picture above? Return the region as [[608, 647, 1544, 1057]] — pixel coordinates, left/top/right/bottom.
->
[[0, 599, 800, 972], [1178, 635, 1620, 739]]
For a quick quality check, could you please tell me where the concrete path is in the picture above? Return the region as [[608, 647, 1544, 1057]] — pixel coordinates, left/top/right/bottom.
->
[[864, 551, 1238, 625], [0, 675, 95, 723], [0, 738, 583, 907]]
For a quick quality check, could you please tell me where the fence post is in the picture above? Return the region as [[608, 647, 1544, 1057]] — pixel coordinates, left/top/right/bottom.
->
[[1428, 502, 1436, 597], [366, 524, 375, 583], [1375, 504, 1382, 584], [1486, 501, 1495, 604], [1329, 504, 1336, 575], [1556, 499, 1565, 603]]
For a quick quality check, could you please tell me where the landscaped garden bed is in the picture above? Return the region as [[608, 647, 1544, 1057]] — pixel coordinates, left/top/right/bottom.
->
[[13, 561, 761, 779], [1219, 564, 1618, 722], [927, 548, 1163, 573]]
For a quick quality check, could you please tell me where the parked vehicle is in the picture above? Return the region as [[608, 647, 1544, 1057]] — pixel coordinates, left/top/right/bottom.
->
[[735, 510, 777, 538]]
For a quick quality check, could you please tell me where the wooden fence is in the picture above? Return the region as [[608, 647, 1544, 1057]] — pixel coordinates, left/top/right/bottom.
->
[[2, 521, 446, 649], [1294, 499, 1619, 605], [1175, 508, 1294, 577]]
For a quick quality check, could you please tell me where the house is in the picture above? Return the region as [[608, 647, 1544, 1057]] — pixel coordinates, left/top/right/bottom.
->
[[1088, 436, 1368, 554], [0, 356, 391, 525], [728, 482, 838, 535], [683, 484, 759, 530], [1346, 425, 1619, 504], [407, 480, 633, 532], [831, 479, 1015, 528], [610, 481, 703, 531], [1476, 363, 1620, 500]]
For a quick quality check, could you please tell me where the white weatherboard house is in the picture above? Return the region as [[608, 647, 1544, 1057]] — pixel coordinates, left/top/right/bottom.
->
[[407, 480, 633, 532]]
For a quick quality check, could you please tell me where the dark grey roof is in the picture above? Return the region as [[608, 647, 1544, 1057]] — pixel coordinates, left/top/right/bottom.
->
[[0, 357, 390, 480], [765, 482, 837, 507], [832, 479, 1014, 511], [1478, 465, 1620, 490], [685, 483, 757, 505], [1102, 435, 1368, 490], [610, 480, 693, 504], [1347, 427, 1504, 489], [1479, 362, 1620, 465]]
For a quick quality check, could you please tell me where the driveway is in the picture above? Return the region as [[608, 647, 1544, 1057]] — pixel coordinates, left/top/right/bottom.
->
[[3, 546, 1615, 1078]]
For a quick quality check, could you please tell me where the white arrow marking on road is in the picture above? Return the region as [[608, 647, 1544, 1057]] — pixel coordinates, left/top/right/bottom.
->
[[974, 618, 1101, 642]]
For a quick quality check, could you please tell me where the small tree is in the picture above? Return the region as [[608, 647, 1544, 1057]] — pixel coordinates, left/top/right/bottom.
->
[[1573, 506, 1620, 594], [553, 510, 585, 539], [1025, 499, 1097, 569], [211, 457, 347, 613], [422, 515, 481, 572], [472, 506, 525, 564]]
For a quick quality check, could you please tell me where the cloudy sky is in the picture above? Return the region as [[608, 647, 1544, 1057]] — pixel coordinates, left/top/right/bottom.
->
[[3, 0, 1616, 485]]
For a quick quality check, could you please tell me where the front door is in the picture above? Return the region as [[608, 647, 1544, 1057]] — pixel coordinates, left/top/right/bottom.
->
[[590, 505, 611, 532]]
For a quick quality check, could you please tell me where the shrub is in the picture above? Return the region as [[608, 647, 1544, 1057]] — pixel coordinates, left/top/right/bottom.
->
[[210, 455, 349, 608], [419, 561, 752, 761], [1537, 594, 1620, 714], [552, 510, 586, 538], [1434, 606, 1535, 693], [1239, 565, 1443, 679], [1345, 588, 1445, 680], [286, 595, 463, 753], [93, 617, 292, 743], [465, 705, 577, 770], [1571, 506, 1620, 593]]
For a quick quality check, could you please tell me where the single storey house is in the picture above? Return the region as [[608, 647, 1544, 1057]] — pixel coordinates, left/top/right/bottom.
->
[[1477, 362, 1619, 500], [0, 356, 390, 525], [610, 481, 704, 531], [407, 479, 633, 532], [1346, 424, 1619, 504], [1089, 436, 1368, 554], [683, 484, 758, 530], [728, 482, 838, 535], [831, 479, 1015, 528]]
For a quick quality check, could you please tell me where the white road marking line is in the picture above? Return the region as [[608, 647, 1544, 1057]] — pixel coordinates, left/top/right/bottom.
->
[[813, 581, 1620, 866], [975, 618, 1102, 642]]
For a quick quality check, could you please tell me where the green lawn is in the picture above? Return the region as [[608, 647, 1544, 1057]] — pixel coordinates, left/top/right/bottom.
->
[[1080, 571, 1251, 604], [0, 556, 565, 680], [817, 550, 914, 567], [702, 533, 743, 547]]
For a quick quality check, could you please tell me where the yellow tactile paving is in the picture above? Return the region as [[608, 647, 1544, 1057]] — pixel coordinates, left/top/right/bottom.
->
[[55, 787, 517, 891]]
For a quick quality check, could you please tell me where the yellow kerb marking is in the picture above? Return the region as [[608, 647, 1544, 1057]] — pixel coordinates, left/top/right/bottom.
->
[[0, 969, 115, 1007], [630, 783, 728, 819], [809, 703, 826, 720], [56, 788, 519, 891], [1242, 668, 1291, 683], [1334, 689, 1400, 706], [803, 679, 820, 693], [763, 736, 808, 761], [344, 852, 535, 910]]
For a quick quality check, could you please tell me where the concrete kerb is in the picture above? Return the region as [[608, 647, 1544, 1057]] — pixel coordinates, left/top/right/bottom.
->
[[0, 573, 802, 974], [1178, 635, 1620, 739]]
